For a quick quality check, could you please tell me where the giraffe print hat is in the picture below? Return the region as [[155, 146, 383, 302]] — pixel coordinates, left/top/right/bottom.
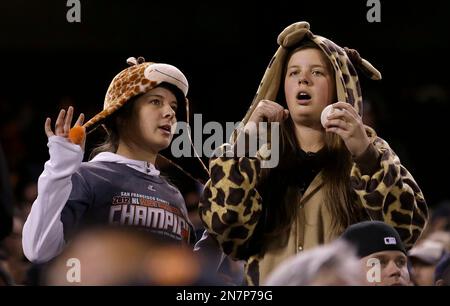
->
[[238, 21, 382, 135], [82, 56, 189, 131], [68, 57, 210, 179]]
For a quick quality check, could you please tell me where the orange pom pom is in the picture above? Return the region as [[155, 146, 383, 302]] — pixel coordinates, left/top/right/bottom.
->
[[68, 126, 85, 145]]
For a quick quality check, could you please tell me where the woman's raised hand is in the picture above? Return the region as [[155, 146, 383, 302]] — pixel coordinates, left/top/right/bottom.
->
[[44, 106, 86, 150], [248, 100, 289, 124], [324, 102, 370, 158]]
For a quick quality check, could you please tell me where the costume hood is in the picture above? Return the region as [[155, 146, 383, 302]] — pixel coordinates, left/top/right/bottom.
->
[[239, 21, 381, 134]]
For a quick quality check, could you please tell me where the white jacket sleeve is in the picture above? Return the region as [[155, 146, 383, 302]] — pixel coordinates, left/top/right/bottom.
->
[[22, 136, 83, 263]]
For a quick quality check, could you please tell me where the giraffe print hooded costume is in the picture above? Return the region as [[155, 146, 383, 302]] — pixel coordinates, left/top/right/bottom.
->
[[198, 21, 428, 285]]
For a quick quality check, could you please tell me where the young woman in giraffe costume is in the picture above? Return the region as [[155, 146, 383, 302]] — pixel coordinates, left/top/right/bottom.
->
[[197, 21, 428, 285]]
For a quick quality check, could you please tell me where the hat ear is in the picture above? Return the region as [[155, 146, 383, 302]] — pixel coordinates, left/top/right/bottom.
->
[[126, 57, 138, 66], [277, 21, 310, 48], [344, 47, 382, 80]]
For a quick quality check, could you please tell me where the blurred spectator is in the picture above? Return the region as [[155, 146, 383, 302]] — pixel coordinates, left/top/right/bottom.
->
[[263, 240, 363, 286], [0, 143, 13, 241], [418, 200, 450, 243], [341, 221, 410, 286], [44, 226, 224, 286], [429, 200, 450, 233], [408, 239, 446, 286], [426, 231, 450, 252], [44, 226, 158, 285], [434, 252, 450, 286], [1, 212, 30, 285], [0, 244, 14, 285]]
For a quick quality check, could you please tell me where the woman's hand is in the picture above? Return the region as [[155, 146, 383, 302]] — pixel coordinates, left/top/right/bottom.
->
[[324, 102, 370, 158], [248, 100, 289, 124], [45, 106, 86, 150]]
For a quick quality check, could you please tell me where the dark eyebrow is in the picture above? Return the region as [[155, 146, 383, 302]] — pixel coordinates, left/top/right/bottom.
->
[[373, 254, 389, 260], [146, 94, 164, 99], [287, 64, 327, 69], [147, 94, 178, 105]]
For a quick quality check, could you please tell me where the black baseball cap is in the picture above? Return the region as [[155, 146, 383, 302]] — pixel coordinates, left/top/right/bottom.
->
[[341, 221, 407, 258]]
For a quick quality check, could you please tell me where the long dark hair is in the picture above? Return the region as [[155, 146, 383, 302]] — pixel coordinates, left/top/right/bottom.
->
[[89, 82, 185, 159], [257, 41, 365, 247]]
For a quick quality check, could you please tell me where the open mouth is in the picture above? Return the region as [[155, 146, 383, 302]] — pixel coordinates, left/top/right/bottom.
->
[[159, 125, 172, 134], [296, 91, 311, 100]]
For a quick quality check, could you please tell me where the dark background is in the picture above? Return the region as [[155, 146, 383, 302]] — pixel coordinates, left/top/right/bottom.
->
[[1, 0, 449, 207]]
